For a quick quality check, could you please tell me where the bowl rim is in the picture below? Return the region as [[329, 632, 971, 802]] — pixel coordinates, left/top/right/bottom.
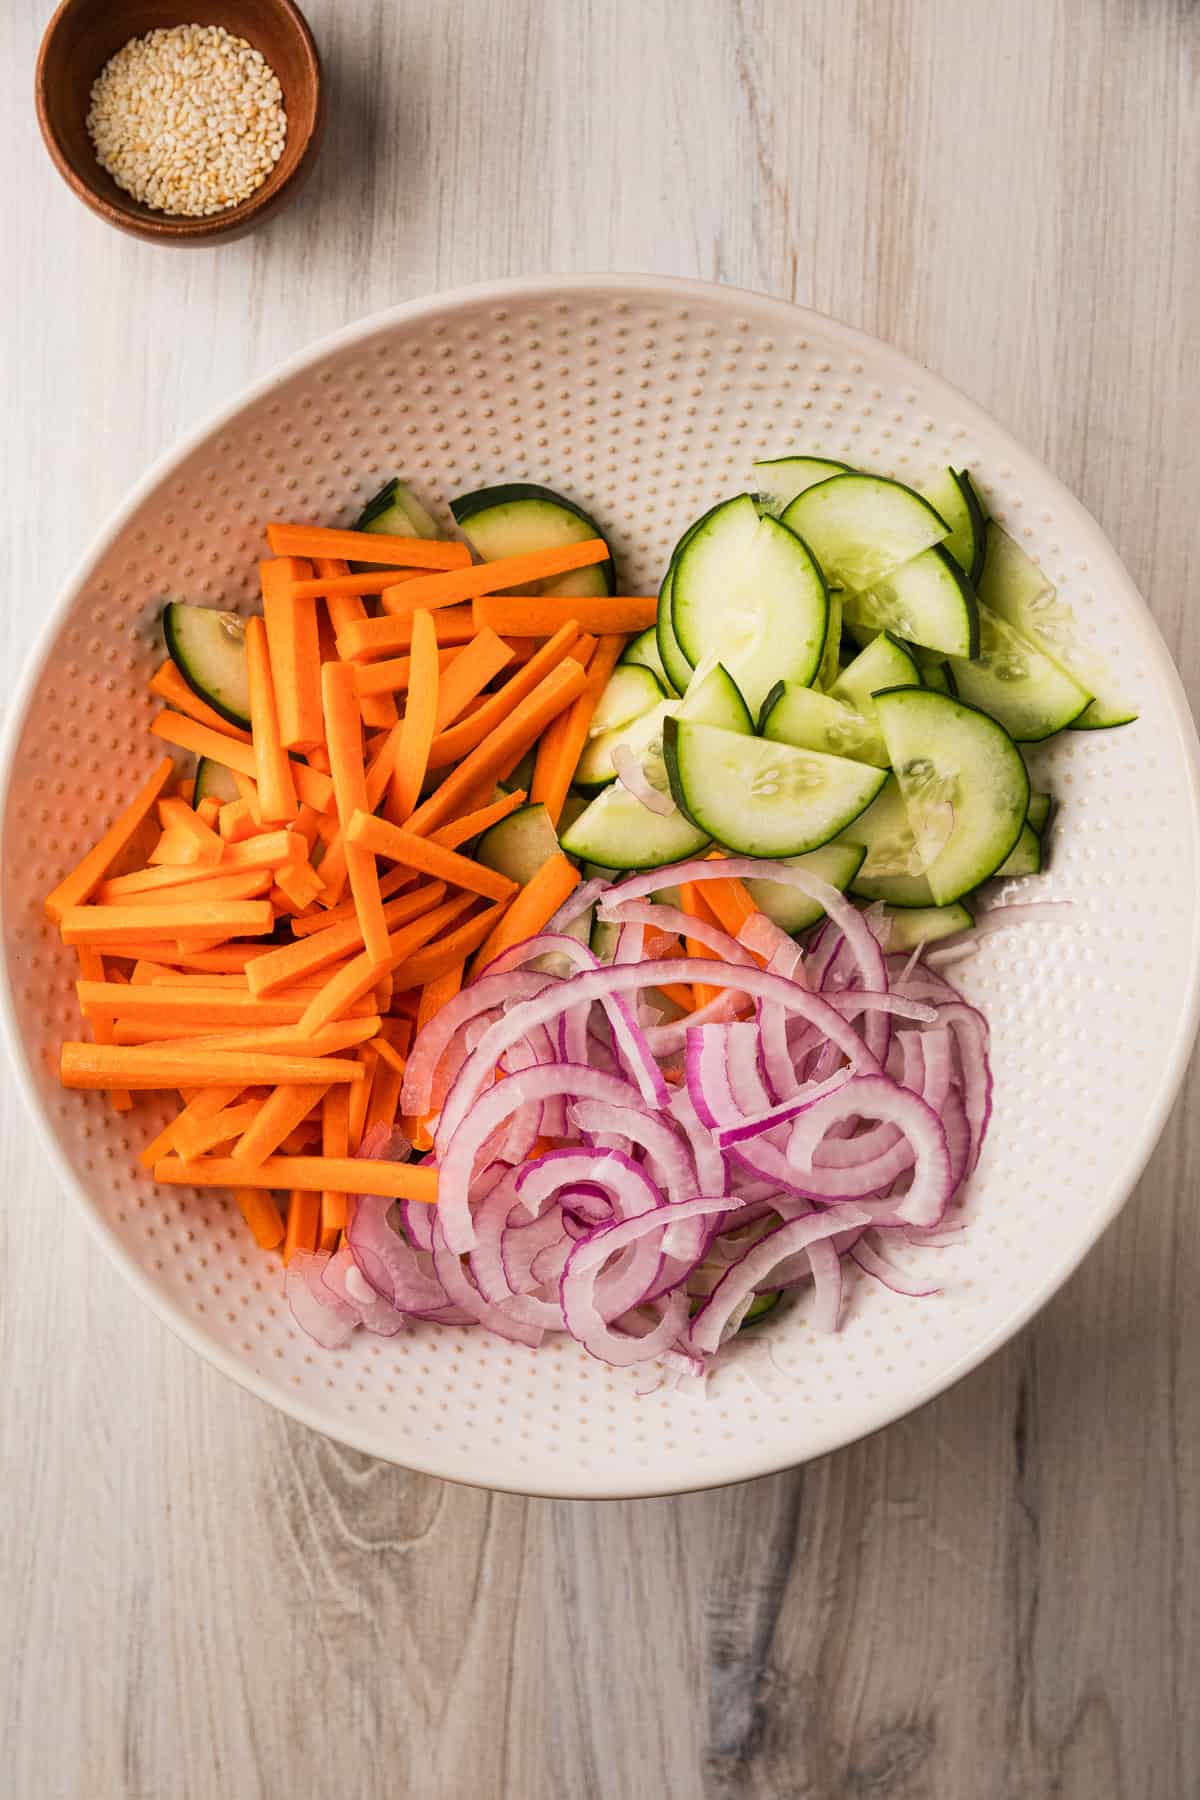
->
[[34, 0, 324, 242], [5, 272, 1200, 1497]]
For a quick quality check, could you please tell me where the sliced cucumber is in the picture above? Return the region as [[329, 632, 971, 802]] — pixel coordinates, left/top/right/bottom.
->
[[475, 803, 560, 886], [873, 687, 1030, 905], [994, 822, 1042, 879], [920, 660, 955, 697], [752, 455, 851, 516], [780, 473, 948, 593], [575, 696, 672, 790], [162, 603, 250, 730], [843, 544, 979, 659], [739, 1290, 783, 1327], [976, 523, 1136, 729], [883, 901, 973, 951], [948, 602, 1093, 741], [354, 476, 439, 540], [590, 665, 665, 737], [671, 496, 828, 713], [1027, 790, 1053, 834], [743, 843, 867, 935], [919, 468, 986, 585], [664, 720, 886, 858], [193, 756, 239, 807], [830, 632, 922, 719], [760, 682, 890, 769], [816, 589, 843, 692], [840, 777, 936, 908], [620, 626, 677, 695], [557, 791, 589, 836], [656, 565, 695, 696], [500, 747, 536, 796], [450, 483, 615, 598], [590, 916, 621, 963]]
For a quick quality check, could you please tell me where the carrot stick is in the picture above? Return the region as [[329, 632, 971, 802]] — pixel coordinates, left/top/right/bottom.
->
[[139, 1084, 243, 1169], [60, 899, 274, 946], [469, 855, 579, 976], [424, 623, 580, 771], [45, 757, 175, 924], [105, 868, 274, 908], [218, 799, 258, 842], [347, 1044, 376, 1151], [260, 557, 323, 751], [321, 659, 391, 966], [376, 540, 611, 621], [346, 811, 518, 904], [320, 1087, 350, 1234], [430, 787, 528, 851], [116, 1019, 380, 1056], [679, 882, 725, 1008], [386, 609, 439, 823], [473, 594, 656, 636], [232, 772, 265, 827], [312, 557, 398, 730], [268, 523, 471, 571], [427, 629, 515, 730], [393, 903, 507, 991], [371, 1036, 408, 1076], [364, 1051, 404, 1138], [352, 644, 464, 699], [295, 892, 476, 1034], [149, 659, 253, 741], [245, 614, 300, 823], [531, 634, 625, 827], [235, 1187, 286, 1250], [76, 948, 132, 1111], [290, 861, 417, 936], [232, 1082, 331, 1168], [195, 797, 222, 829], [246, 881, 446, 996], [60, 1044, 364, 1089], [77, 981, 368, 1030], [149, 711, 333, 812], [416, 963, 464, 1034], [155, 1154, 439, 1202], [130, 944, 272, 974], [147, 827, 204, 867], [406, 658, 587, 836], [156, 796, 225, 865], [95, 832, 300, 901], [282, 1189, 321, 1263], [699, 861, 761, 939], [174, 1097, 265, 1162], [272, 860, 324, 911]]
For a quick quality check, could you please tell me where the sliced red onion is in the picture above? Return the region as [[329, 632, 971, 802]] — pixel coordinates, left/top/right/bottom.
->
[[431, 1213, 544, 1346], [667, 1083, 728, 1199], [807, 1237, 844, 1333], [545, 877, 610, 937], [851, 1232, 943, 1297], [612, 742, 675, 815], [931, 1001, 991, 1172], [346, 1191, 449, 1313], [561, 1195, 733, 1366], [568, 1099, 702, 1207], [713, 1068, 854, 1147], [606, 898, 755, 968], [688, 1205, 869, 1354], [784, 1075, 951, 1225], [400, 968, 552, 1115], [321, 1242, 410, 1336], [286, 1249, 358, 1349]]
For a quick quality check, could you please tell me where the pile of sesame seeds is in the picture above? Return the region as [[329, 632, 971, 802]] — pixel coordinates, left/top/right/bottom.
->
[[86, 23, 288, 218]]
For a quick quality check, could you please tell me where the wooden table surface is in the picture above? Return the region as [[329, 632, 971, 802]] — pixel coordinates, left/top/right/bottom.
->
[[3, 2, 1198, 1795]]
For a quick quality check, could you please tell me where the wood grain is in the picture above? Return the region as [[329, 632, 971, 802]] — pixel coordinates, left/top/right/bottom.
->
[[3, 0, 1199, 1795]]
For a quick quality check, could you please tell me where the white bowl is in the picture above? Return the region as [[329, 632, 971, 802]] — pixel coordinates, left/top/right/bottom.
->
[[5, 275, 1199, 1498]]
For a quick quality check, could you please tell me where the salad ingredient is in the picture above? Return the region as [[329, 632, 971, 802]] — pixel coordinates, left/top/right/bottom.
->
[[843, 544, 979, 659], [780, 473, 949, 591], [473, 594, 656, 636], [752, 454, 851, 514], [162, 604, 251, 729], [154, 1154, 438, 1200], [260, 557, 323, 751], [918, 468, 987, 584], [44, 756, 174, 924], [451, 483, 615, 597], [245, 615, 299, 822]]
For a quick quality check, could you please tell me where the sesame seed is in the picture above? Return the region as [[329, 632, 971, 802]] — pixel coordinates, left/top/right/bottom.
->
[[86, 23, 288, 218]]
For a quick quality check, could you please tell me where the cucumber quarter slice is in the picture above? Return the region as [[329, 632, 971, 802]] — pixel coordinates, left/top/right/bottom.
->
[[450, 483, 615, 598], [873, 687, 1030, 905], [780, 473, 949, 594], [840, 777, 936, 908], [575, 696, 671, 789], [671, 496, 828, 713], [588, 665, 665, 737], [656, 565, 695, 697], [843, 544, 979, 659], [830, 632, 922, 718], [1027, 790, 1053, 834], [816, 589, 843, 692], [162, 603, 251, 730], [752, 455, 851, 516], [975, 523, 1136, 729], [948, 602, 1092, 740], [620, 626, 677, 695], [920, 660, 956, 696], [919, 468, 986, 585], [193, 756, 239, 807], [743, 842, 867, 935], [883, 901, 974, 951], [994, 822, 1042, 879], [354, 476, 439, 540], [760, 682, 890, 769], [664, 720, 886, 858], [475, 803, 560, 886]]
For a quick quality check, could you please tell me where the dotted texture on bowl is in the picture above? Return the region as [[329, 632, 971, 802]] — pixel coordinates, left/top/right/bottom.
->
[[5, 279, 1198, 1498]]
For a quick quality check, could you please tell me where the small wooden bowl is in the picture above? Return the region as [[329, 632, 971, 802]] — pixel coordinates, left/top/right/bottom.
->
[[35, 0, 324, 245]]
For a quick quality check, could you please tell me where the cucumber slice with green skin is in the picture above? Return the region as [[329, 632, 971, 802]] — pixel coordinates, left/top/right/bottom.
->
[[920, 660, 955, 697], [816, 589, 843, 692], [830, 632, 922, 718], [664, 720, 886, 858], [873, 686, 1030, 905], [475, 803, 560, 885], [883, 901, 974, 951], [743, 843, 867, 934], [948, 601, 1093, 741], [993, 822, 1042, 879], [450, 483, 615, 598], [162, 603, 251, 730], [976, 524, 1136, 729], [919, 468, 986, 585], [760, 681, 890, 769], [840, 777, 936, 907], [671, 496, 828, 713], [656, 565, 695, 696], [193, 756, 239, 807], [354, 477, 439, 540], [499, 747, 536, 796], [620, 626, 677, 695], [843, 544, 979, 659], [1027, 790, 1053, 834], [590, 916, 621, 962], [752, 455, 852, 516], [575, 664, 667, 785], [575, 696, 673, 789], [780, 474, 949, 594], [557, 790, 589, 836], [739, 1290, 783, 1327]]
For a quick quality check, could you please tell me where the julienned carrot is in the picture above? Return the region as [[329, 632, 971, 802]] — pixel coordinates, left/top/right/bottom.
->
[[268, 523, 471, 572], [699, 860, 761, 939], [424, 623, 580, 771], [77, 980, 364, 1030], [61, 900, 274, 946], [95, 829, 300, 901], [174, 1096, 265, 1162], [352, 644, 463, 699], [155, 1153, 439, 1202], [346, 810, 518, 904], [347, 1044, 376, 1151], [321, 659, 391, 966], [290, 861, 417, 938], [232, 772, 265, 827], [147, 827, 203, 868], [246, 879, 447, 996], [139, 1083, 243, 1169], [320, 1086, 351, 1233], [473, 594, 657, 637], [195, 797, 222, 829], [235, 1187, 286, 1250], [531, 634, 625, 827], [273, 860, 324, 911], [376, 540, 611, 623], [76, 948, 132, 1112], [60, 1044, 364, 1090], [407, 658, 587, 838], [296, 891, 477, 1035], [149, 711, 334, 812], [315, 828, 349, 907], [469, 855, 579, 977], [110, 868, 274, 908], [679, 882, 725, 1009], [245, 614, 300, 823], [312, 557, 398, 730], [429, 629, 515, 731], [232, 1081, 331, 1168], [149, 660, 253, 742], [430, 787, 528, 852], [45, 757, 175, 924], [416, 963, 464, 1033], [218, 798, 258, 842], [282, 1189, 320, 1263], [157, 796, 224, 864], [143, 944, 272, 973], [260, 557, 323, 752], [365, 1049, 404, 1137], [387, 609, 438, 823], [117, 1018, 380, 1057], [371, 1037, 407, 1076], [393, 903, 507, 990]]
